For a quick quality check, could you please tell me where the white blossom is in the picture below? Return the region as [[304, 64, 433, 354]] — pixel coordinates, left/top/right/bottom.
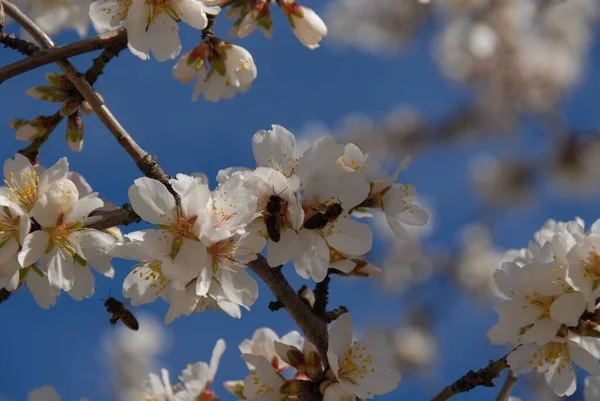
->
[[90, 0, 221, 61], [325, 313, 401, 399], [239, 328, 305, 372], [177, 339, 225, 400], [18, 179, 115, 297], [508, 338, 600, 397], [1, 154, 69, 215], [241, 354, 287, 401], [489, 242, 586, 346], [173, 43, 258, 102]]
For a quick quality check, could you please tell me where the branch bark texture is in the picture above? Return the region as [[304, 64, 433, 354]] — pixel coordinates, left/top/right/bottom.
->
[[0, 29, 127, 83], [248, 256, 330, 365], [431, 354, 510, 401]]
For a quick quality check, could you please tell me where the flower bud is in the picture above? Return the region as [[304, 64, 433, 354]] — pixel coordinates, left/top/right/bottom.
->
[[80, 100, 93, 116], [278, 1, 327, 49], [44, 179, 80, 215], [66, 112, 84, 152], [237, 1, 273, 39], [45, 72, 66, 86], [26, 86, 70, 103]]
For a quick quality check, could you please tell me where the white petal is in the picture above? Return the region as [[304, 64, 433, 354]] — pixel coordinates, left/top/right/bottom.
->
[[181, 362, 210, 395], [67, 265, 95, 300], [125, 1, 151, 59], [327, 218, 372, 256], [18, 231, 49, 267], [266, 230, 301, 267], [506, 343, 539, 374], [178, 0, 209, 29], [148, 13, 181, 61], [26, 269, 58, 309], [78, 229, 115, 277], [129, 177, 176, 224], [252, 125, 297, 175], [520, 318, 561, 345], [218, 267, 258, 309], [209, 338, 226, 379], [550, 292, 587, 326], [292, 230, 330, 282], [37, 157, 69, 195], [328, 313, 353, 363], [571, 342, 600, 376], [0, 238, 19, 265], [65, 193, 103, 222]]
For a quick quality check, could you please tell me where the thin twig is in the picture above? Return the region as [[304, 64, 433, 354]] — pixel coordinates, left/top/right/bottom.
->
[[17, 112, 64, 163], [85, 43, 127, 86], [431, 353, 511, 401], [495, 371, 518, 401], [0, 31, 38, 56], [248, 257, 330, 367], [3, 0, 173, 188], [0, 29, 127, 83]]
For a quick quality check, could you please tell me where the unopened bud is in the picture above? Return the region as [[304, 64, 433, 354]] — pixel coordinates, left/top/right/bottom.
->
[[278, 1, 327, 49], [80, 100, 93, 116], [574, 320, 600, 338], [26, 86, 69, 103], [66, 112, 84, 152], [45, 72, 66, 86]]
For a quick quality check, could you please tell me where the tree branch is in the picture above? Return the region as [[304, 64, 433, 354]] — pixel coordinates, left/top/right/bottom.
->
[[248, 256, 330, 367], [0, 31, 39, 56], [0, 29, 127, 83], [2, 0, 173, 188], [495, 371, 518, 401], [85, 43, 126, 86], [431, 353, 511, 401]]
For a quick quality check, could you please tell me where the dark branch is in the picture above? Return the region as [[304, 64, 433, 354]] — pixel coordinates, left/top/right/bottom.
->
[[0, 32, 39, 56], [431, 353, 511, 401], [313, 275, 330, 315], [322, 306, 348, 323], [248, 256, 329, 366], [0, 29, 127, 83], [85, 43, 127, 86]]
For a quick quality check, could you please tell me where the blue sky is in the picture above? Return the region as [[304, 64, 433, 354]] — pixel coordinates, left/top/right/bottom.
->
[[1, 2, 600, 400]]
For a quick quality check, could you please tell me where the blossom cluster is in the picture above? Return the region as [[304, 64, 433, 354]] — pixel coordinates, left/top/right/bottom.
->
[[111, 125, 426, 323], [489, 218, 600, 396], [139, 313, 400, 401], [0, 154, 119, 308], [87, 0, 327, 102], [0, 126, 426, 325]]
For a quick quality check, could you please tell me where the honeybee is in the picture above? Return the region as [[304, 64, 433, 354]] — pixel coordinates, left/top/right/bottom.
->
[[264, 194, 286, 242], [104, 297, 139, 331], [303, 202, 343, 230]]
